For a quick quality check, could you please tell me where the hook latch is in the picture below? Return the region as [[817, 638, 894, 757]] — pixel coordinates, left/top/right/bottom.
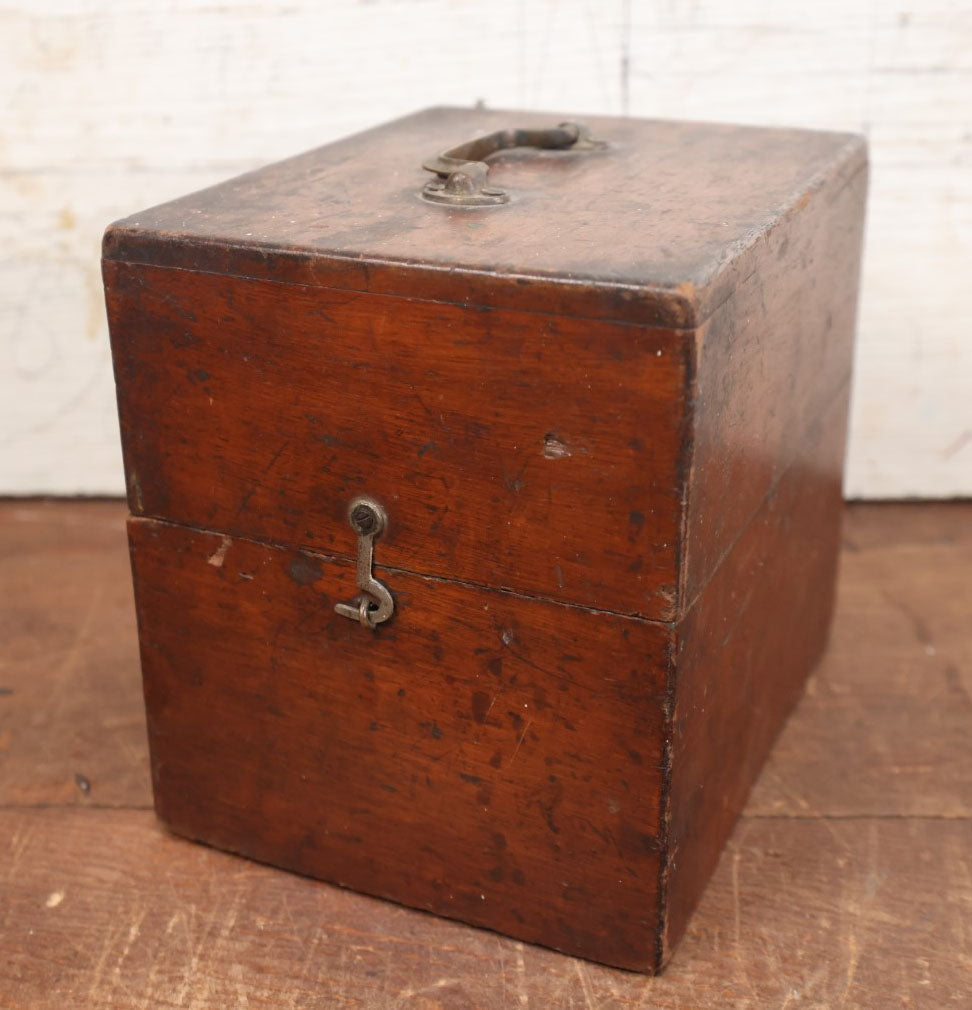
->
[[334, 497, 395, 629]]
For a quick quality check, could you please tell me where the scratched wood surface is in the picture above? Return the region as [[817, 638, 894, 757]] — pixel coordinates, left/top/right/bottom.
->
[[127, 515, 670, 970], [2, 1, 971, 499], [1, 500, 970, 1006]]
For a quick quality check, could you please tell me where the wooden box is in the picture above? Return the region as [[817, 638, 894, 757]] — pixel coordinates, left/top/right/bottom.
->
[[102, 107, 867, 972]]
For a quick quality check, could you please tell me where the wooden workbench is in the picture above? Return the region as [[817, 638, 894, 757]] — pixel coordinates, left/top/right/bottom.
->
[[1, 501, 969, 1008]]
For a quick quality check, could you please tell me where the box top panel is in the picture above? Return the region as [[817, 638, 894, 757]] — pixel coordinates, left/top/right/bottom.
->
[[104, 107, 866, 328]]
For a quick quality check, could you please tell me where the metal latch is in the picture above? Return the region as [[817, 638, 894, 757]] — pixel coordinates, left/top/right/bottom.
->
[[334, 497, 395, 629]]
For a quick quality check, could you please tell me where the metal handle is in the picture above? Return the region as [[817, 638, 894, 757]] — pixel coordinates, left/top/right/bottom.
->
[[334, 497, 395, 629], [421, 122, 603, 207]]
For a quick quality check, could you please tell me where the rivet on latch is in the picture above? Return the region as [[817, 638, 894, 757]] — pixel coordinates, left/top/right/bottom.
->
[[334, 496, 395, 629]]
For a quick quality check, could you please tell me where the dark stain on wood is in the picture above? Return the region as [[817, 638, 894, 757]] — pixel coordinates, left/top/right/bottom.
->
[[286, 557, 323, 586]]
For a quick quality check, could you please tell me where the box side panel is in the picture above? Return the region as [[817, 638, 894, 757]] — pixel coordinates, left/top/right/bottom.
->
[[682, 154, 867, 609], [128, 516, 671, 971], [660, 392, 849, 963], [105, 263, 689, 620]]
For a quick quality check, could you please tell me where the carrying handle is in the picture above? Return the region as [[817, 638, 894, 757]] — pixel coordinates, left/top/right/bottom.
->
[[421, 122, 603, 207]]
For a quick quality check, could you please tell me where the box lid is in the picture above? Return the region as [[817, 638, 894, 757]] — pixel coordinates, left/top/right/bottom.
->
[[104, 108, 865, 622], [103, 106, 866, 329]]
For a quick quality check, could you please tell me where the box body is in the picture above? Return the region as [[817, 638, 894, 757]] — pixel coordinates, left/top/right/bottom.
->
[[103, 108, 867, 971]]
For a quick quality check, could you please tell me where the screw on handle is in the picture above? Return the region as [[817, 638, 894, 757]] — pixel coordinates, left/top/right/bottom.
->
[[420, 122, 604, 207], [334, 497, 394, 629]]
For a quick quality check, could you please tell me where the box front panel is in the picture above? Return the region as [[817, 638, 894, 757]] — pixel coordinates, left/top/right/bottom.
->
[[105, 260, 689, 620], [129, 516, 670, 970]]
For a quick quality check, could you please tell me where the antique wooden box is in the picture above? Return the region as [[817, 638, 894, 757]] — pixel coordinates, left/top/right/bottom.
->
[[103, 107, 867, 972]]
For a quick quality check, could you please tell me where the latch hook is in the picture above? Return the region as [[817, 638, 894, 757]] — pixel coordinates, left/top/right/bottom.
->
[[334, 497, 395, 629]]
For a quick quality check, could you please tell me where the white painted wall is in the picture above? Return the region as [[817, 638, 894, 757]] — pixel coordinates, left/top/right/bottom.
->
[[2, 0, 969, 498]]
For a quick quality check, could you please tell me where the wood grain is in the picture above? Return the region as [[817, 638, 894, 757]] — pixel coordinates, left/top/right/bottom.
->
[[664, 397, 849, 958], [748, 503, 972, 819], [2, 811, 968, 1008], [103, 108, 863, 625], [105, 257, 689, 620], [102, 107, 866, 968], [102, 108, 864, 330], [1, 500, 971, 1005], [683, 156, 865, 604], [4, 500, 966, 821], [0, 501, 148, 808], [128, 516, 670, 970]]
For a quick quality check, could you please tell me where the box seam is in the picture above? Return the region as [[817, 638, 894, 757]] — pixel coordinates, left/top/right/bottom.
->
[[127, 513, 681, 630]]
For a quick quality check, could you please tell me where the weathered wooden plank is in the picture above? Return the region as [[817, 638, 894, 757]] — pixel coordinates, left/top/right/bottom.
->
[[748, 502, 972, 818], [1, 808, 968, 1008], [0, 501, 149, 808], [1, 501, 970, 1002]]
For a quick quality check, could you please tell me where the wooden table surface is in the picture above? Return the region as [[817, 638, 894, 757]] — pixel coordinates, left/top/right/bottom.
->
[[1, 501, 969, 1009]]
